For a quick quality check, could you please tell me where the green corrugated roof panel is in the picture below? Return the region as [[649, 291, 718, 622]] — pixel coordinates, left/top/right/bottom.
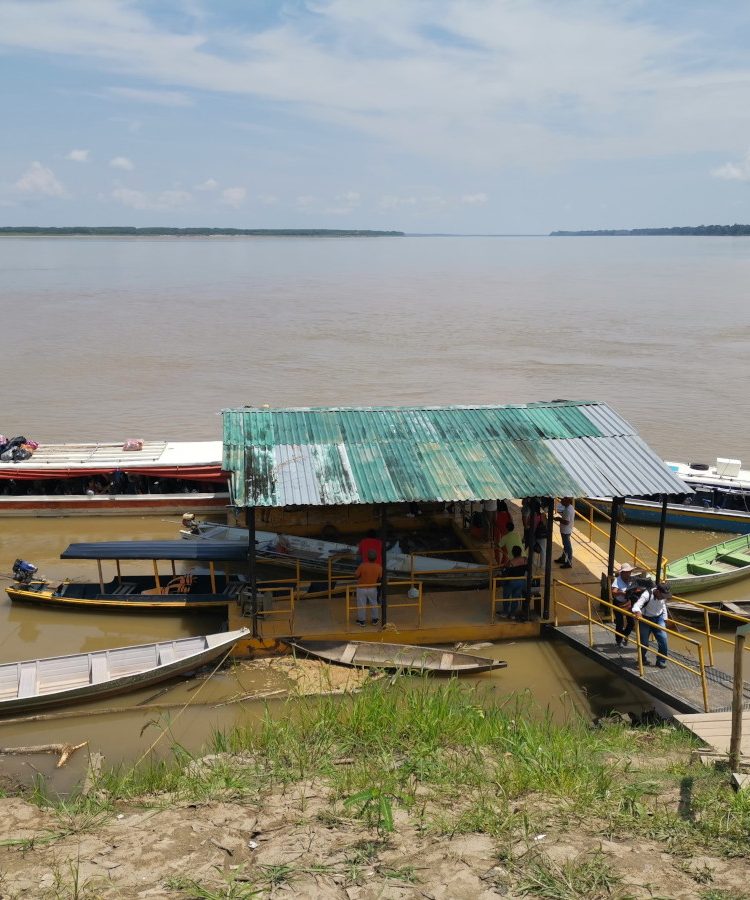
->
[[222, 402, 688, 507]]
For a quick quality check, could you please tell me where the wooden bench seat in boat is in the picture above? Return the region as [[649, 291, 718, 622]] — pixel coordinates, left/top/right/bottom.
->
[[687, 562, 720, 576], [158, 644, 177, 666], [719, 553, 750, 568], [90, 655, 108, 684], [17, 664, 38, 699]]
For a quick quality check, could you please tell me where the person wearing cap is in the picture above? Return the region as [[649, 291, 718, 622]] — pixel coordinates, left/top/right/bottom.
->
[[611, 563, 636, 647], [554, 497, 575, 569], [632, 582, 672, 668]]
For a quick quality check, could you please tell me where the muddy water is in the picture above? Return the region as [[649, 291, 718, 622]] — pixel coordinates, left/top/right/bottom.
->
[[1, 235, 749, 781]]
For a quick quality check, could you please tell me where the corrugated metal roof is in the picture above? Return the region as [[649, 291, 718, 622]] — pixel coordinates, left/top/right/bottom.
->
[[222, 402, 689, 507]]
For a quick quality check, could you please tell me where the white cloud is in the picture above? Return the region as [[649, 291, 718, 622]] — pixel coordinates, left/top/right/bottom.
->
[[296, 195, 314, 208], [15, 161, 67, 197], [259, 193, 278, 205], [108, 86, 192, 106], [195, 177, 219, 191], [111, 187, 191, 210], [109, 156, 134, 171], [0, 1, 749, 173], [461, 192, 488, 205], [220, 186, 246, 208], [712, 151, 750, 182], [66, 148, 90, 162]]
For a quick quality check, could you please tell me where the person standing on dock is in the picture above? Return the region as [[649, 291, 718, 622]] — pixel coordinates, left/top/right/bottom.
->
[[358, 529, 383, 565], [354, 549, 382, 627], [555, 497, 575, 568], [611, 563, 636, 646], [632, 582, 671, 668]]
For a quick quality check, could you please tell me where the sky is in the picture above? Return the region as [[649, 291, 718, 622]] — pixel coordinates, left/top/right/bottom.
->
[[1, 0, 750, 233]]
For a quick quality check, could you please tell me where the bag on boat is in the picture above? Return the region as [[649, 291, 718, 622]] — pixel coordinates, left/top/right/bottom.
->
[[123, 438, 144, 451], [11, 448, 32, 461], [24, 439, 39, 450], [0, 450, 13, 461]]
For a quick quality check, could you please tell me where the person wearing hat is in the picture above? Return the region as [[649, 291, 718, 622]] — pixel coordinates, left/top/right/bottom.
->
[[554, 497, 575, 569], [632, 581, 672, 668], [611, 563, 636, 647]]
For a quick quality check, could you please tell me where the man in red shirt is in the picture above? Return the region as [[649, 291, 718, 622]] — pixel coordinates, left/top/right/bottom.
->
[[354, 549, 382, 626], [358, 529, 383, 565]]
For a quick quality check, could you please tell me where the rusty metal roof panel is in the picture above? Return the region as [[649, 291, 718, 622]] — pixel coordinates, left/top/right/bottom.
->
[[222, 402, 688, 506]]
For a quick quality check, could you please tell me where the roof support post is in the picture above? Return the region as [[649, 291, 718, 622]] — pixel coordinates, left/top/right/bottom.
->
[[656, 495, 668, 581], [525, 501, 535, 619], [543, 496, 554, 619], [607, 498, 622, 588], [380, 504, 388, 628], [247, 506, 258, 637]]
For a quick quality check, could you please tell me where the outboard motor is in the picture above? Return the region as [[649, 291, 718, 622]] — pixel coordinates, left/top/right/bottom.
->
[[12, 559, 38, 584]]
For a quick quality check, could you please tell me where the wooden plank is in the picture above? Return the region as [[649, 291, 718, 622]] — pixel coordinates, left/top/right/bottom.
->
[[732, 773, 750, 791], [440, 652, 453, 670], [340, 644, 357, 665], [17, 664, 37, 699], [158, 645, 177, 666], [90, 656, 108, 684]]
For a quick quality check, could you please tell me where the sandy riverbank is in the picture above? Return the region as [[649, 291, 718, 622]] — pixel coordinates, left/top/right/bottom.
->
[[2, 675, 750, 898]]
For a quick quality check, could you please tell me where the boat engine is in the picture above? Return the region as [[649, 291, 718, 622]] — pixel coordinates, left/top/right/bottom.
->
[[12, 559, 38, 584]]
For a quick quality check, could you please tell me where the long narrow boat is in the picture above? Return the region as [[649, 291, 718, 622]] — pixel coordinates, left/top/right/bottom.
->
[[181, 520, 486, 586], [584, 457, 750, 534], [289, 640, 506, 674], [0, 628, 249, 714], [0, 440, 229, 517], [6, 541, 252, 611], [665, 533, 750, 594]]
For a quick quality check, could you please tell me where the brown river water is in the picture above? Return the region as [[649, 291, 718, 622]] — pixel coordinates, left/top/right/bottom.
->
[[0, 235, 749, 784]]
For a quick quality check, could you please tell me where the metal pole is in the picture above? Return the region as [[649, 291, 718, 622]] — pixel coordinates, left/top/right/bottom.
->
[[524, 499, 534, 619], [607, 498, 621, 587], [656, 495, 668, 581], [729, 623, 750, 770], [543, 497, 554, 620], [380, 504, 388, 628], [248, 506, 258, 637]]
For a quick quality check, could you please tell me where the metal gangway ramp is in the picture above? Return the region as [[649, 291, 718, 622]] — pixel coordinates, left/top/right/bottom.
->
[[550, 580, 750, 714]]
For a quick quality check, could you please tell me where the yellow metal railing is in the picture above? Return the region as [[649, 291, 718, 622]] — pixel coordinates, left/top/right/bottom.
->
[[552, 579, 710, 711], [344, 580, 423, 632], [254, 584, 296, 633], [574, 498, 667, 576], [490, 575, 540, 623]]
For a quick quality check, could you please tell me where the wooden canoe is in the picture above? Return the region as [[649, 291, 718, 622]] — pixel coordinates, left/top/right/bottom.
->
[[665, 533, 750, 594], [0, 628, 249, 714], [289, 640, 506, 674]]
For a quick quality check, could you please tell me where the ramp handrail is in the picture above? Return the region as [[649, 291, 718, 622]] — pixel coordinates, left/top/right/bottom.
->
[[575, 498, 667, 576], [552, 579, 710, 711]]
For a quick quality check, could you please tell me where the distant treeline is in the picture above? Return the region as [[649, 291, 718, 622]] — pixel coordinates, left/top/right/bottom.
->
[[0, 226, 404, 237], [551, 224, 750, 236]]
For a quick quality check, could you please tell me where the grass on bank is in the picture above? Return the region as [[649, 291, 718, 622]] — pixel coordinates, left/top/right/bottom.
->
[[25, 678, 750, 893]]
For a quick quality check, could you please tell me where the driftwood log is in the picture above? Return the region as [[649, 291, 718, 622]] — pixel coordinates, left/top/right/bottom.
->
[[0, 741, 88, 768]]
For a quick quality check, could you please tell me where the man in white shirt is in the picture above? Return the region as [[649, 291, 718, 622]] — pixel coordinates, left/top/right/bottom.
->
[[555, 497, 575, 569], [632, 581, 671, 668], [611, 562, 636, 646]]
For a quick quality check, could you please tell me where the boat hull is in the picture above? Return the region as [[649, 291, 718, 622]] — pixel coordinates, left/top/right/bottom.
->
[[0, 492, 230, 517], [183, 524, 487, 587], [290, 639, 506, 674], [0, 628, 248, 714], [7, 584, 231, 611], [665, 533, 750, 594], [585, 498, 750, 534]]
